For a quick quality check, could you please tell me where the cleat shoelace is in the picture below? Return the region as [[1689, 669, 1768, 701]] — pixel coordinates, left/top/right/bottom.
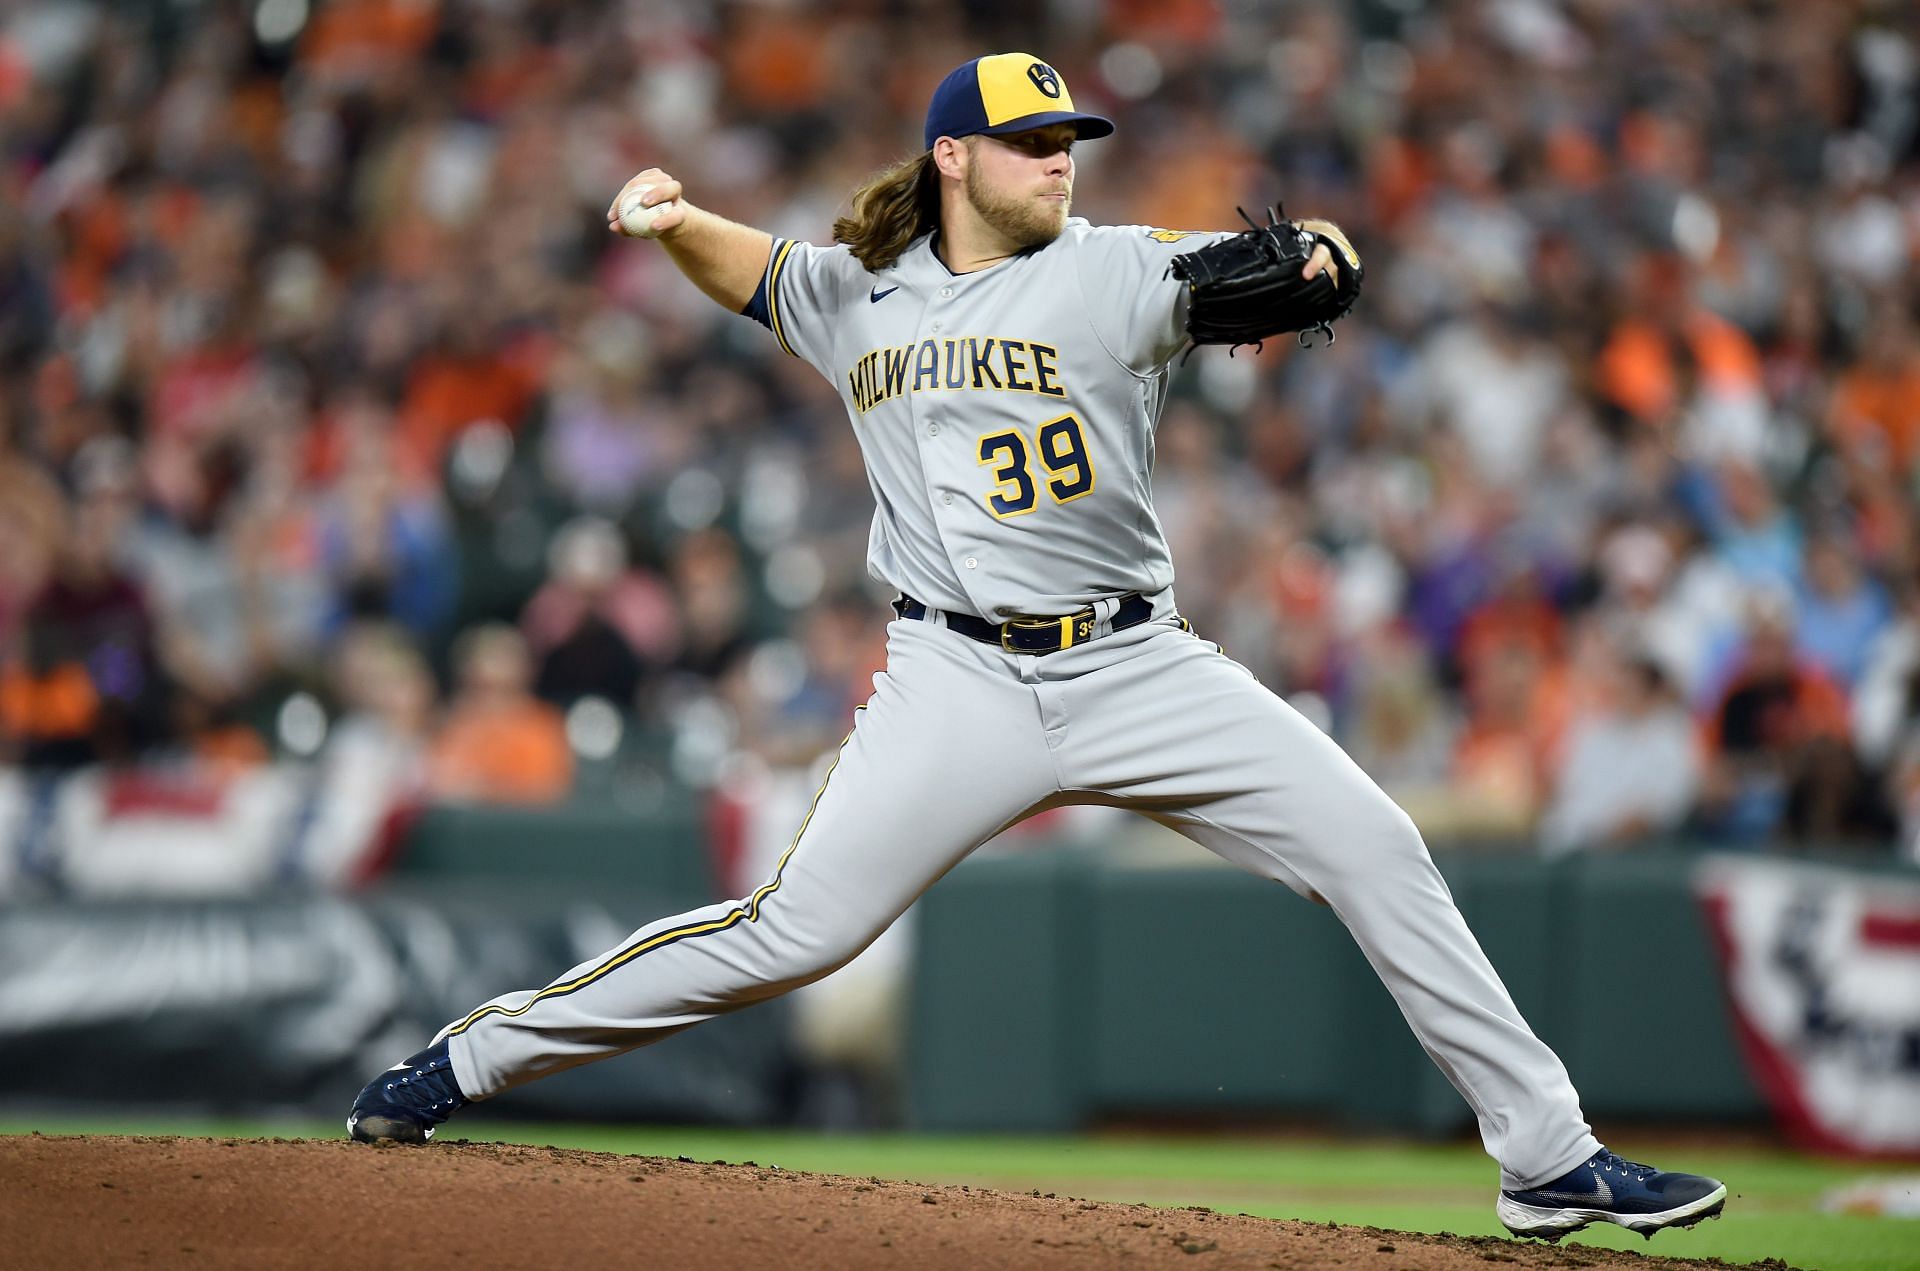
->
[[1593, 1151, 1658, 1183], [380, 1055, 462, 1117]]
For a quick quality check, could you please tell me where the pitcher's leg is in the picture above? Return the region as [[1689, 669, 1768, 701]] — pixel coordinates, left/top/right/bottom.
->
[[1164, 802, 1597, 1188], [446, 622, 1057, 1100], [1058, 628, 1598, 1188]]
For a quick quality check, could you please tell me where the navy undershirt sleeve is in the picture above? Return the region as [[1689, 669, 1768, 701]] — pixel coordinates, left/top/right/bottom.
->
[[739, 237, 786, 329]]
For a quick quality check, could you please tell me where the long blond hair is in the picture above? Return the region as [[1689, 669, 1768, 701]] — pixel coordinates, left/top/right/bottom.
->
[[833, 151, 940, 271]]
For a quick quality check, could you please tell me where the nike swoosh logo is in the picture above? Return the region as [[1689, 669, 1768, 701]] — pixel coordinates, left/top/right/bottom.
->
[[870, 286, 899, 303], [1523, 1181, 1612, 1207]]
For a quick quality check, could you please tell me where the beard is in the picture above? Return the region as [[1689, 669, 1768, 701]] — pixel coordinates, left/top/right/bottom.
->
[[964, 162, 1070, 249]]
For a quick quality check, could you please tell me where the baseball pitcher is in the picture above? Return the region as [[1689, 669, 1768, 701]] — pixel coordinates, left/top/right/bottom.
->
[[348, 52, 1727, 1243]]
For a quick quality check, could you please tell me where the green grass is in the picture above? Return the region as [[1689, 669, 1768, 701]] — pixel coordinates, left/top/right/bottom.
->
[[5, 1118, 1912, 1270]]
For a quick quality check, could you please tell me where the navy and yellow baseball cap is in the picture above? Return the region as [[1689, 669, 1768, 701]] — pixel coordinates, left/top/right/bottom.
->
[[923, 53, 1114, 151]]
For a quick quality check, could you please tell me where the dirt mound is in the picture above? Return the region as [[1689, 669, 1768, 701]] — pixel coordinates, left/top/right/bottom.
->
[[1, 1134, 1770, 1270]]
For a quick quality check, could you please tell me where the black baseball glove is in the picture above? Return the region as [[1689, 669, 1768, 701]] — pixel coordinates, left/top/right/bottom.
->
[[1168, 206, 1362, 352]]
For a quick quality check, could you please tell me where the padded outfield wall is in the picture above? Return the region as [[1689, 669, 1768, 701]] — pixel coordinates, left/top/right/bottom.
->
[[2, 793, 1911, 1144]]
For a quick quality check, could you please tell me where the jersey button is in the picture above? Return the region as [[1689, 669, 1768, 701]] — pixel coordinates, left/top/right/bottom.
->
[[942, 493, 953, 506], [964, 557, 978, 569], [939, 286, 954, 299], [927, 422, 939, 436], [931, 321, 943, 331]]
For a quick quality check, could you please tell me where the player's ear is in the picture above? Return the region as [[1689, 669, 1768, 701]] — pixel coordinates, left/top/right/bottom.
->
[[931, 136, 968, 182]]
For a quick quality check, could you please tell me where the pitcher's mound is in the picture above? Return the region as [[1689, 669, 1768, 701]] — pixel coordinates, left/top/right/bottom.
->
[[2, 1134, 1768, 1270]]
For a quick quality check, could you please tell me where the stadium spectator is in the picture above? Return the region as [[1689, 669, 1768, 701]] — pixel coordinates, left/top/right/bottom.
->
[[125, 433, 278, 705], [521, 514, 677, 708], [1541, 653, 1701, 856], [1391, 298, 1570, 490], [1854, 584, 1920, 772], [1796, 532, 1893, 689], [1829, 308, 1920, 483], [397, 311, 544, 477], [1700, 592, 1860, 843], [667, 528, 756, 685], [312, 383, 460, 640], [0, 203, 51, 373], [427, 622, 570, 805], [1343, 625, 1457, 805], [537, 319, 688, 514], [1, 439, 167, 767], [1708, 462, 1803, 593], [1447, 637, 1553, 839], [0, 393, 63, 649], [325, 619, 434, 797]]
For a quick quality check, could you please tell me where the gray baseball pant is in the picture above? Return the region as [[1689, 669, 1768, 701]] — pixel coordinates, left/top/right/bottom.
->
[[441, 611, 1600, 1189]]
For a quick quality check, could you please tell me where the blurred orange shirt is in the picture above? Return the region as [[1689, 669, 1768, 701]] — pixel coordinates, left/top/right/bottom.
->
[[300, 0, 439, 73], [725, 10, 831, 113], [398, 349, 539, 473], [1130, 136, 1258, 233], [1597, 311, 1762, 424], [428, 698, 572, 805], [0, 661, 98, 741], [1365, 135, 1432, 232], [1705, 664, 1850, 757], [1830, 363, 1920, 471], [1457, 597, 1562, 680], [54, 195, 129, 317]]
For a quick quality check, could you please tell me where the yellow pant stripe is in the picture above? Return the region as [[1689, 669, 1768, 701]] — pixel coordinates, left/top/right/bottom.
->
[[445, 706, 864, 1039]]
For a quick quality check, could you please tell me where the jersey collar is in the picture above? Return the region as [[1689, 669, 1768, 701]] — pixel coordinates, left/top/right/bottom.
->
[[922, 225, 1066, 277]]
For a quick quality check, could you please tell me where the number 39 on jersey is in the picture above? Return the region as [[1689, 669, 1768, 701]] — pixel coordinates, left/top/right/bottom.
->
[[976, 413, 1095, 517]]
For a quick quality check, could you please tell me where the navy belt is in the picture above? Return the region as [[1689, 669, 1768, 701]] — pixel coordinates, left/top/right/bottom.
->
[[893, 592, 1155, 655]]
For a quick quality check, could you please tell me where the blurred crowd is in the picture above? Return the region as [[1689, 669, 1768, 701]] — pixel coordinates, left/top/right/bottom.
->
[[2, 0, 1918, 857]]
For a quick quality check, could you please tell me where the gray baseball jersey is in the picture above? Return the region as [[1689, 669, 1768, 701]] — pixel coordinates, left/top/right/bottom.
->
[[760, 219, 1231, 621], [428, 216, 1602, 1191]]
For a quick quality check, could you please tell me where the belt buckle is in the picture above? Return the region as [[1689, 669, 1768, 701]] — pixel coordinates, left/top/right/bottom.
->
[[1000, 607, 1097, 654]]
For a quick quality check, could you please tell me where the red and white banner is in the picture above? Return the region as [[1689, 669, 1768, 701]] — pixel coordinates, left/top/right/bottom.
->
[[1698, 856, 1920, 1156], [0, 754, 418, 898]]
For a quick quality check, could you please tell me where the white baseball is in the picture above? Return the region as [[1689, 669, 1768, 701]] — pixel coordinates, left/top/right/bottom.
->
[[618, 184, 670, 239]]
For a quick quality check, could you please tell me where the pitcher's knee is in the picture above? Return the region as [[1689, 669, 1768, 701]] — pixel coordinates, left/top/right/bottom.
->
[[752, 912, 879, 987], [1349, 798, 1431, 867]]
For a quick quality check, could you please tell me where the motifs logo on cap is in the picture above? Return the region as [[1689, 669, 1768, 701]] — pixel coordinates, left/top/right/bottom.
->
[[923, 53, 1115, 151]]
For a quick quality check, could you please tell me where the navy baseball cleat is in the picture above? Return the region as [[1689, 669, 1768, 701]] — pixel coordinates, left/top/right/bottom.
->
[[346, 1038, 469, 1144], [1497, 1149, 1727, 1240]]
